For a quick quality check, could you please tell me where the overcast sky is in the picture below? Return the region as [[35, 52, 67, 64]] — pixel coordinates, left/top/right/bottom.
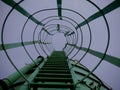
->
[[0, 0, 120, 90]]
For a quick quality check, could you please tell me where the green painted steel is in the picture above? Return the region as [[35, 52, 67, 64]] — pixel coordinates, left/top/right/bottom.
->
[[81, 47, 120, 67], [69, 60, 111, 90], [57, 24, 60, 31], [57, 0, 62, 19], [19, 58, 45, 90], [67, 32, 75, 36], [0, 51, 111, 90], [0, 41, 38, 50], [68, 44, 120, 67], [26, 51, 74, 90], [1, 0, 43, 25], [76, 0, 120, 29], [0, 41, 50, 50], [64, 31, 70, 36], [42, 28, 53, 35], [0, 57, 44, 90]]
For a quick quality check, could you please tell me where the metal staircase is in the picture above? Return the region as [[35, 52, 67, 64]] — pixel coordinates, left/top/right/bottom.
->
[[30, 51, 74, 90], [0, 51, 111, 90]]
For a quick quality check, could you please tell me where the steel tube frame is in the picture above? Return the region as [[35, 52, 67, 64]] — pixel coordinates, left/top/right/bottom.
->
[[0, 57, 44, 90]]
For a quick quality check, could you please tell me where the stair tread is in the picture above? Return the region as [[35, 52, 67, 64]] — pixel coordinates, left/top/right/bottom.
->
[[41, 67, 69, 70], [39, 70, 70, 74], [34, 77, 73, 82], [45, 62, 67, 63], [35, 77, 72, 79], [42, 67, 69, 69], [43, 65, 68, 67], [37, 73, 72, 77], [30, 83, 74, 88], [44, 63, 67, 65]]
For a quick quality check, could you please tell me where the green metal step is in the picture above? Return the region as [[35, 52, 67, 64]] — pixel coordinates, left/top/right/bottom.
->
[[43, 64, 68, 67], [34, 77, 73, 83], [44, 63, 68, 66], [44, 64, 68, 66], [30, 83, 74, 89], [39, 69, 70, 73], [41, 67, 69, 70], [45, 62, 67, 65], [37, 73, 72, 77], [47, 59, 67, 62], [47, 59, 67, 61]]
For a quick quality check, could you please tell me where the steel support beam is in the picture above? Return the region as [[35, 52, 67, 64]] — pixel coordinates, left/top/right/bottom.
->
[[1, 0, 43, 25], [57, 0, 62, 20], [42, 28, 53, 35], [76, 0, 120, 29], [57, 24, 60, 32], [67, 32, 75, 36], [68, 44, 120, 67], [0, 41, 50, 50]]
